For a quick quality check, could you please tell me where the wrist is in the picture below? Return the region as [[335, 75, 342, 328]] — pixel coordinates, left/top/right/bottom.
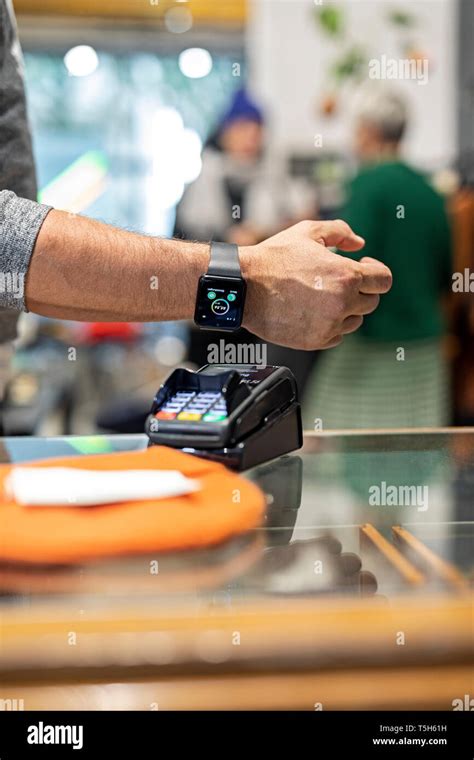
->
[[185, 241, 210, 319], [193, 242, 250, 332], [153, 238, 209, 321], [237, 245, 253, 281], [238, 244, 262, 330]]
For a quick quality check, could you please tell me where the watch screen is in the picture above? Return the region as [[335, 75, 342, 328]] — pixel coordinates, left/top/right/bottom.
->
[[194, 276, 246, 330]]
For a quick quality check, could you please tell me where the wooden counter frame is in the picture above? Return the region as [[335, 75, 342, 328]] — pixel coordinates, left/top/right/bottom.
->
[[1, 594, 472, 710]]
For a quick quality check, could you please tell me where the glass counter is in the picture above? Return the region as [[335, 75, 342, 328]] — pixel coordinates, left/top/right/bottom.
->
[[0, 430, 472, 710]]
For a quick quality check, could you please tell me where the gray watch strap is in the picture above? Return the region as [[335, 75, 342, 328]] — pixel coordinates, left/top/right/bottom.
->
[[208, 241, 242, 278]]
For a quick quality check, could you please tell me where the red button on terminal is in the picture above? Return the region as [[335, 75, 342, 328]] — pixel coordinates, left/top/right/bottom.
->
[[155, 411, 177, 420]]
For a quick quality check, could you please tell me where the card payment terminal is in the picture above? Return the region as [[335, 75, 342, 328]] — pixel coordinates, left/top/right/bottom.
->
[[145, 364, 302, 470]]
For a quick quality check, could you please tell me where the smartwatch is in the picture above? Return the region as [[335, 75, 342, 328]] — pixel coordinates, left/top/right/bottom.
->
[[194, 242, 247, 332]]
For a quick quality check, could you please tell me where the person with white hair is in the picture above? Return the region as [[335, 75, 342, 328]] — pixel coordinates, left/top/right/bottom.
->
[[304, 89, 452, 429], [355, 90, 409, 148]]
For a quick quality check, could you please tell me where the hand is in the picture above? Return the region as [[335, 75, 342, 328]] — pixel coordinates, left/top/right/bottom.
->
[[239, 219, 392, 350]]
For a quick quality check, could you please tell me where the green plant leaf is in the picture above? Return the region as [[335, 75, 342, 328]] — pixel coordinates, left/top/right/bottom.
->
[[388, 9, 416, 27], [331, 46, 367, 82], [316, 6, 344, 37]]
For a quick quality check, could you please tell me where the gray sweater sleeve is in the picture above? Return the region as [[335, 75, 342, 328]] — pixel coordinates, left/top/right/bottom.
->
[[0, 190, 51, 310]]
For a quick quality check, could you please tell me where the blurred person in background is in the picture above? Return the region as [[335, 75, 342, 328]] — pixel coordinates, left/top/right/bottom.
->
[[175, 88, 317, 372], [303, 89, 452, 430], [175, 87, 315, 246]]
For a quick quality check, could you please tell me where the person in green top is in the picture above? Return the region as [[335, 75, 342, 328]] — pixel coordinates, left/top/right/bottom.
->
[[304, 89, 452, 430]]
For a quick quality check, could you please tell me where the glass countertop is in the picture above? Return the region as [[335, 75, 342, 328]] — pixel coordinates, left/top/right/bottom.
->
[[0, 430, 472, 605]]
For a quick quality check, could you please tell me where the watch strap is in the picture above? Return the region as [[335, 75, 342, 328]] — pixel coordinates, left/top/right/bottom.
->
[[208, 242, 241, 278]]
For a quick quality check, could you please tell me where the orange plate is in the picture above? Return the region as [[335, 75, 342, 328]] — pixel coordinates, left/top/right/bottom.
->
[[0, 447, 265, 565]]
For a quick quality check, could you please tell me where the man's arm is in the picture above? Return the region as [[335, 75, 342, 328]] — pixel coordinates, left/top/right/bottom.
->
[[26, 206, 210, 322], [0, 189, 392, 350], [25, 203, 391, 350]]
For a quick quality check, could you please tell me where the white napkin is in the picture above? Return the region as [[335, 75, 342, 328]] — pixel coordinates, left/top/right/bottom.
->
[[5, 468, 201, 507]]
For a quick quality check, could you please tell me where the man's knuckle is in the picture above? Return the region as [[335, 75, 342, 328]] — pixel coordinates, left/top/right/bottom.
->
[[343, 268, 363, 290]]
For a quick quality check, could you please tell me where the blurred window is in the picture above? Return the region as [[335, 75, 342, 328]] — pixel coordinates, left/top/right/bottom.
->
[[24, 46, 244, 235]]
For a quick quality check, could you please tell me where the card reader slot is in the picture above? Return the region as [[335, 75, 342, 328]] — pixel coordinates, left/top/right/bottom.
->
[[232, 378, 295, 442]]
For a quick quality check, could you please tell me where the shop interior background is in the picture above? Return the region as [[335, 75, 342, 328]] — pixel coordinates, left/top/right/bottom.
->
[[6, 0, 473, 435]]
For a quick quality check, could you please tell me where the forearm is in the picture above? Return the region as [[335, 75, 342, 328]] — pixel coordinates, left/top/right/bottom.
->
[[26, 209, 210, 321]]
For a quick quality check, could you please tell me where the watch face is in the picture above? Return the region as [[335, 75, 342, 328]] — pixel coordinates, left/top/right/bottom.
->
[[194, 275, 246, 331]]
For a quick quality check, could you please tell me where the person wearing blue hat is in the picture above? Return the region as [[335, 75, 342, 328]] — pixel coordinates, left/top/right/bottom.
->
[[219, 87, 265, 133], [175, 88, 315, 248], [175, 88, 318, 369]]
